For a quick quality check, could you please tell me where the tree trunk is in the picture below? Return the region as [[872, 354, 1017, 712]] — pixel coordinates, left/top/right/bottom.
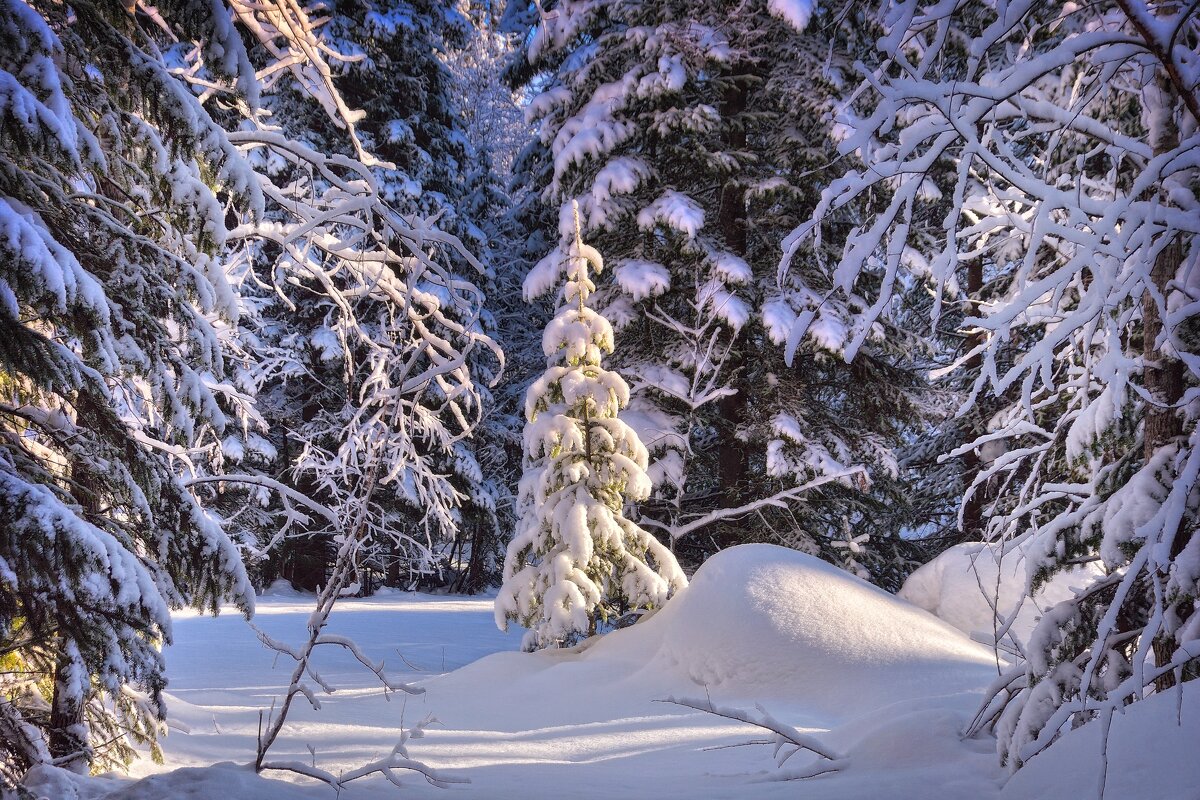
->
[[48, 640, 87, 772], [1143, 247, 1185, 461], [463, 521, 486, 594], [386, 543, 402, 588], [715, 70, 749, 547], [960, 259, 985, 541], [1143, 74, 1187, 692]]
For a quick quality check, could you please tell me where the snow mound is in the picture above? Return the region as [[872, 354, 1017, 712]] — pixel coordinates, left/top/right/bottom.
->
[[899, 542, 1102, 649], [106, 763, 309, 800], [260, 577, 309, 597], [22, 765, 124, 800], [445, 545, 997, 726], [630, 545, 997, 714]]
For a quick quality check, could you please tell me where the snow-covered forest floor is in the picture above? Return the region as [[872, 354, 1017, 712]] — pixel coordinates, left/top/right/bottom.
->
[[24, 546, 1200, 800]]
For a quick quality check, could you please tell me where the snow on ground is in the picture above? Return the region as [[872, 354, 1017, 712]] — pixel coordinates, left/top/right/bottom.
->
[[21, 545, 1196, 799], [899, 541, 1103, 649], [1000, 685, 1200, 800]]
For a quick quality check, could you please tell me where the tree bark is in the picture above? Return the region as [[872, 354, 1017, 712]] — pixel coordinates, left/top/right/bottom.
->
[[386, 543, 402, 587], [462, 521, 486, 594], [1142, 249, 1185, 461], [960, 259, 985, 541], [48, 640, 87, 772], [1142, 74, 1187, 692], [715, 70, 749, 546]]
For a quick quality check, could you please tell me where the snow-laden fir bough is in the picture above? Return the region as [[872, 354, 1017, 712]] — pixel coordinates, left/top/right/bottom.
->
[[496, 202, 686, 650]]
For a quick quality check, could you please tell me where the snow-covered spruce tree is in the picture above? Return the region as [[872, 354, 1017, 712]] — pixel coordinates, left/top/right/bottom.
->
[[780, 0, 1200, 770], [334, 1, 478, 239], [455, 0, 528, 183], [0, 0, 257, 777], [505, 0, 932, 584], [496, 204, 686, 650], [734, 1, 941, 586], [0, 0, 495, 784]]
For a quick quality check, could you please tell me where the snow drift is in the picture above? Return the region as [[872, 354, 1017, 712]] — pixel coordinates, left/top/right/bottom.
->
[[899, 542, 1102, 649], [49, 546, 1018, 799], [406, 544, 1005, 797], [437, 544, 999, 727], [1000, 686, 1200, 800], [625, 544, 999, 713]]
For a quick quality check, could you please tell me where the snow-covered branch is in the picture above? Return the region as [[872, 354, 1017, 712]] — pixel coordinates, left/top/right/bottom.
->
[[259, 715, 463, 791], [662, 696, 848, 779], [641, 467, 869, 541], [781, 0, 1199, 769]]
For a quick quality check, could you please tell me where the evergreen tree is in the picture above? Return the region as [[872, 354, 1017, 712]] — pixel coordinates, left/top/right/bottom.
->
[[496, 203, 686, 650], [225, 0, 502, 592], [0, 0, 257, 776], [0, 0, 498, 779], [447, 0, 543, 592], [504, 0, 933, 584]]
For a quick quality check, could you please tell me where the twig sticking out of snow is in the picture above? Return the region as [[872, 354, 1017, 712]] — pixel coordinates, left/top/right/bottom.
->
[[259, 715, 465, 791], [252, 402, 455, 790], [660, 696, 848, 780]]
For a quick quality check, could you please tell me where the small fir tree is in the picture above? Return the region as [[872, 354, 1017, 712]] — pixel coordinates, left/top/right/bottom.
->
[[496, 203, 686, 650]]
